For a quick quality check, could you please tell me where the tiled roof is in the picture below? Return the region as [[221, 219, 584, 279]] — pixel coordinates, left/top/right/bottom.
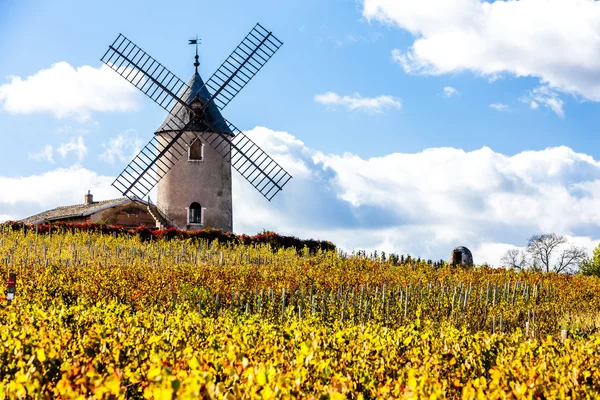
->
[[20, 198, 135, 225], [155, 71, 233, 135]]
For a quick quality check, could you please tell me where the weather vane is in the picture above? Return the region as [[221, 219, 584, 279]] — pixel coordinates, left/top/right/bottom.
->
[[189, 35, 201, 71]]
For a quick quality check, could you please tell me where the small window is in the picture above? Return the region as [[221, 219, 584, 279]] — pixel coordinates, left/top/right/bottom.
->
[[189, 202, 202, 224], [188, 138, 203, 161]]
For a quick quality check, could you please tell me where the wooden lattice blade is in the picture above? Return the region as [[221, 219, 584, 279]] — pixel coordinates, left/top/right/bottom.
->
[[202, 120, 292, 201], [112, 120, 194, 199], [101, 34, 193, 128], [203, 23, 283, 111]]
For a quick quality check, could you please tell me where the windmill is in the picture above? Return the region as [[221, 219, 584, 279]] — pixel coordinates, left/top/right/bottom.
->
[[100, 23, 291, 232]]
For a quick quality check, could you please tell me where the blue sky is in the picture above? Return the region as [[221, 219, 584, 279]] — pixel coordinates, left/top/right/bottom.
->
[[3, 0, 600, 266]]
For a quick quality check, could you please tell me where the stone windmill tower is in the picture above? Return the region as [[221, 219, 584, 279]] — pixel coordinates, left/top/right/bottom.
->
[[100, 24, 292, 232], [155, 64, 234, 231]]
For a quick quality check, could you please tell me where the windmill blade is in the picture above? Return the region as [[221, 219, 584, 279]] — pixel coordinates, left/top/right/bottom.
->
[[203, 120, 292, 201], [102, 30, 290, 201], [112, 119, 194, 199], [203, 23, 283, 110], [115, 117, 292, 201], [101, 34, 193, 128], [114, 114, 291, 200]]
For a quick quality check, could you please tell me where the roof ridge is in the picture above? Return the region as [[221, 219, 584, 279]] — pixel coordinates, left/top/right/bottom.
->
[[18, 197, 139, 225], [52, 197, 126, 209]]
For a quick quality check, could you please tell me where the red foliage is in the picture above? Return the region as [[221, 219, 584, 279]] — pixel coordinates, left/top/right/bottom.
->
[[1, 221, 335, 253]]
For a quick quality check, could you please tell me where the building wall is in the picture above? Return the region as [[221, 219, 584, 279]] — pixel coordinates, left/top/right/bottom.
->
[[156, 131, 233, 232], [89, 202, 156, 228]]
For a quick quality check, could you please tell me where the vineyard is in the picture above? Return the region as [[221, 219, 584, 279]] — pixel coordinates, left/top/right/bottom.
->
[[1, 224, 600, 398]]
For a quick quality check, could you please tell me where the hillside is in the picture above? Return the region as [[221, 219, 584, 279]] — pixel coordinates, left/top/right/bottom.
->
[[1, 224, 599, 398]]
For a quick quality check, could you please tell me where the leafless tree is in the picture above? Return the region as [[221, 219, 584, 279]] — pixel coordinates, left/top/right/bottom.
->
[[500, 248, 528, 270], [526, 234, 566, 273], [554, 246, 588, 274], [526, 234, 587, 273]]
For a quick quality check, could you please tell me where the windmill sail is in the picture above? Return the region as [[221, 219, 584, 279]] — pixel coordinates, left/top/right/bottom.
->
[[111, 123, 192, 199], [101, 34, 193, 128], [114, 113, 291, 201], [204, 120, 292, 201], [101, 26, 291, 201], [201, 23, 283, 110]]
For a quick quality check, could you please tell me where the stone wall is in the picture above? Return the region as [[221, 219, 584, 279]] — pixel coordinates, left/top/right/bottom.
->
[[156, 131, 233, 232], [89, 202, 155, 229]]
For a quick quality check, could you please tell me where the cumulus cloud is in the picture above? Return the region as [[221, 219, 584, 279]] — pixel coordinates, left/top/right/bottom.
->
[[28, 145, 54, 163], [233, 127, 600, 266], [363, 0, 600, 112], [489, 103, 509, 111], [443, 86, 458, 98], [57, 136, 87, 162], [314, 92, 402, 113], [99, 130, 143, 165], [5, 128, 600, 267], [0, 166, 119, 221], [0, 215, 13, 223], [0, 62, 139, 121]]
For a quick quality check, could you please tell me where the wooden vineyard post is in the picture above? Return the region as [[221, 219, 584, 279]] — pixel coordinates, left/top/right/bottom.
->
[[281, 288, 286, 324], [7, 273, 16, 302]]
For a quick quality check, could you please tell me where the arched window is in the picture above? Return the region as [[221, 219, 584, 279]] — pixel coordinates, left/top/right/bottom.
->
[[188, 202, 202, 224], [188, 138, 203, 161]]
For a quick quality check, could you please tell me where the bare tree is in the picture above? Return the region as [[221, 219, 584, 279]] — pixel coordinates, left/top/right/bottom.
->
[[500, 248, 528, 270], [526, 234, 566, 273], [555, 246, 587, 274], [526, 234, 587, 273]]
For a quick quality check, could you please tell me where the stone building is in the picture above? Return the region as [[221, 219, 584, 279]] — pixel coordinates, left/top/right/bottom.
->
[[154, 64, 233, 232], [20, 191, 155, 229], [448, 246, 474, 267]]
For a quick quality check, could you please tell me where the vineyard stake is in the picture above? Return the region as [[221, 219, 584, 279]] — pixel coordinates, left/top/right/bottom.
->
[[404, 288, 408, 319], [281, 288, 286, 324]]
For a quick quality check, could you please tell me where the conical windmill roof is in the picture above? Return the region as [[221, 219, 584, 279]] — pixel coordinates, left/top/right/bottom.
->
[[155, 71, 233, 135]]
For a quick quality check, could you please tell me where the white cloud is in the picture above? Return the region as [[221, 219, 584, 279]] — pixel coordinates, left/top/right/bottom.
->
[[443, 86, 458, 98], [489, 103, 509, 111], [331, 32, 383, 47], [99, 130, 143, 165], [314, 91, 402, 113], [232, 127, 600, 266], [57, 136, 87, 162], [0, 166, 119, 220], [0, 215, 13, 223], [525, 86, 565, 117], [0, 62, 140, 121], [363, 0, 600, 108], [28, 145, 54, 163]]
